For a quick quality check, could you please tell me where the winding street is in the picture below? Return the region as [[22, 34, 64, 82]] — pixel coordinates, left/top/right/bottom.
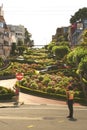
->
[[0, 79, 87, 130], [0, 79, 81, 106]]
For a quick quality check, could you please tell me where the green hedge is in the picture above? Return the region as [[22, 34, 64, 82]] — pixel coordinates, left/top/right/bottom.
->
[[20, 85, 66, 100], [0, 93, 14, 100], [0, 86, 15, 100], [19, 85, 86, 105], [10, 59, 37, 64]]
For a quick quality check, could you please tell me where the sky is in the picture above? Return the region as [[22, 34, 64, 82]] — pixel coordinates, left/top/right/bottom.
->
[[0, 0, 87, 46]]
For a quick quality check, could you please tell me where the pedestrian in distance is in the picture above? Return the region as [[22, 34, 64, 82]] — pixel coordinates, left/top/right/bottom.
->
[[13, 84, 20, 105], [66, 81, 75, 119]]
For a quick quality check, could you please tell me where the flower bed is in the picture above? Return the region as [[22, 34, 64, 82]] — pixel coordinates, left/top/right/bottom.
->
[[15, 72, 85, 105]]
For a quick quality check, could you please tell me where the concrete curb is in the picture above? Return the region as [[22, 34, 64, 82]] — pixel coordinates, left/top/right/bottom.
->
[[0, 102, 24, 108]]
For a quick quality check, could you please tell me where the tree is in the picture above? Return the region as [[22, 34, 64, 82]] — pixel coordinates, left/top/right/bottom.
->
[[17, 40, 23, 46], [67, 47, 87, 65], [66, 51, 75, 66], [67, 47, 87, 102], [29, 40, 34, 47], [17, 40, 26, 55], [70, 7, 87, 24], [57, 41, 69, 46], [78, 56, 87, 81], [0, 57, 4, 67], [10, 42, 17, 55], [56, 34, 68, 43], [47, 42, 55, 51], [81, 29, 87, 45], [77, 56, 87, 101], [17, 46, 25, 55], [52, 45, 70, 60], [24, 28, 34, 47]]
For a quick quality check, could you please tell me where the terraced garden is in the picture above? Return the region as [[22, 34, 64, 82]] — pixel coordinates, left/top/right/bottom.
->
[[0, 48, 85, 104]]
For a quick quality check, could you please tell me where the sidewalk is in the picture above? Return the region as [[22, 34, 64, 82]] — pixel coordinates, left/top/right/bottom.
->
[[0, 92, 85, 108], [0, 101, 24, 108], [0, 100, 85, 108], [0, 102, 15, 108], [0, 79, 85, 108]]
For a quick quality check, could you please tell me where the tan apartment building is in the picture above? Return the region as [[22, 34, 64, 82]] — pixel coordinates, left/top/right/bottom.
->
[[68, 19, 87, 46], [0, 4, 11, 58], [0, 4, 28, 59], [52, 27, 69, 43]]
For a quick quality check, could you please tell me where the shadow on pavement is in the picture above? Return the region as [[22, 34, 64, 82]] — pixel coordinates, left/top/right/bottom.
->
[[68, 118, 77, 122]]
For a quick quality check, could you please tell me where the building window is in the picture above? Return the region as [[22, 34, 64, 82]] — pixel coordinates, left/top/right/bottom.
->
[[0, 22, 3, 28]]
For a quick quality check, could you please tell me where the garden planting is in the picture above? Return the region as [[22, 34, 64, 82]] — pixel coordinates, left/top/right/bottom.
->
[[0, 48, 85, 104]]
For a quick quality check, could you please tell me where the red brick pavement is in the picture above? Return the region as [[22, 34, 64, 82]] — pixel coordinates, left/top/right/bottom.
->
[[20, 92, 81, 106], [0, 79, 82, 107]]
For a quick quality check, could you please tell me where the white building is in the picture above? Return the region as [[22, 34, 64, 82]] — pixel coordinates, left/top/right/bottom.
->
[[8, 24, 25, 45]]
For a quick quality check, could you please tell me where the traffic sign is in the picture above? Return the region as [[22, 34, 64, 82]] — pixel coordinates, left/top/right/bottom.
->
[[16, 73, 24, 80]]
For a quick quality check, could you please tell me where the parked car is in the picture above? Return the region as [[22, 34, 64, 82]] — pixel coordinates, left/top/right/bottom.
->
[[39, 65, 58, 73]]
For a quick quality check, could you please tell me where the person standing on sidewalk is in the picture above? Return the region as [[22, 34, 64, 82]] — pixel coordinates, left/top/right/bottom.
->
[[66, 81, 75, 119], [13, 84, 20, 105]]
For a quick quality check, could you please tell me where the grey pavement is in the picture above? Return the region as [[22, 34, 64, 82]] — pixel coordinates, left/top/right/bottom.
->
[[0, 102, 24, 108], [0, 103, 87, 130], [0, 79, 87, 130]]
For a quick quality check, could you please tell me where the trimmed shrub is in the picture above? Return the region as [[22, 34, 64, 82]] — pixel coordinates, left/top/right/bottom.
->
[[46, 87, 55, 93], [0, 86, 15, 100]]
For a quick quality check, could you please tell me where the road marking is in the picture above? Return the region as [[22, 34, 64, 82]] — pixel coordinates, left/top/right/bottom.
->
[[0, 116, 42, 120], [27, 125, 34, 128], [0, 115, 64, 120], [58, 120, 65, 123]]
